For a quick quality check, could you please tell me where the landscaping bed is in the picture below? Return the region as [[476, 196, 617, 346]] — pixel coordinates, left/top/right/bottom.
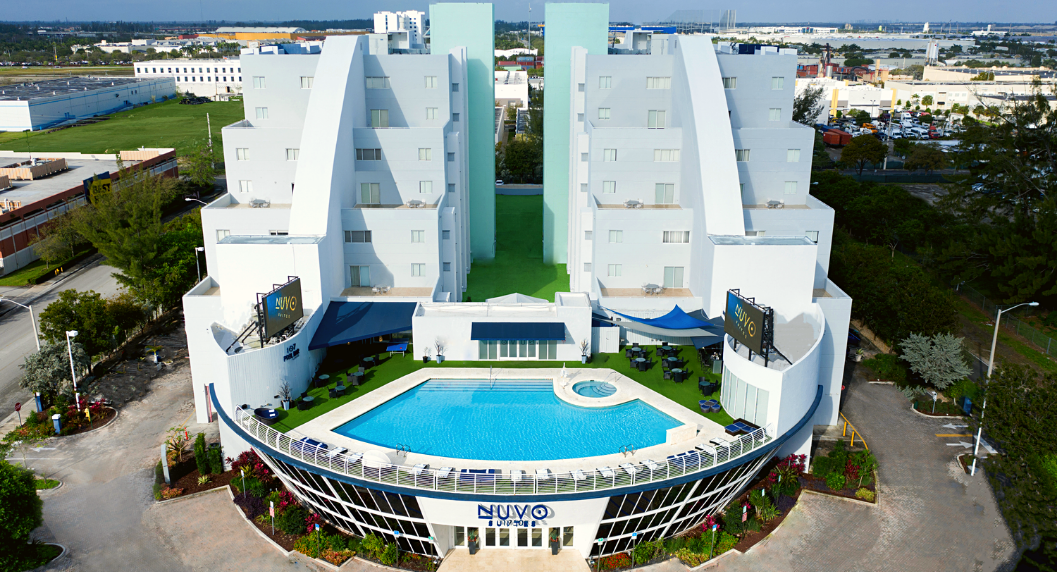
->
[[805, 440, 879, 504], [958, 454, 975, 475], [170, 466, 238, 497], [799, 473, 877, 503], [731, 486, 804, 552]]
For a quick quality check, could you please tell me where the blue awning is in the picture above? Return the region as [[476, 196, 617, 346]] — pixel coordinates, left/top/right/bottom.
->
[[605, 305, 716, 330], [470, 322, 566, 341], [309, 301, 418, 350]]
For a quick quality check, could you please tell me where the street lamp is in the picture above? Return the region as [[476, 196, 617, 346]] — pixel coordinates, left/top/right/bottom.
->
[[66, 330, 80, 411], [970, 301, 1039, 476], [184, 197, 207, 206], [194, 246, 205, 282], [0, 297, 40, 350]]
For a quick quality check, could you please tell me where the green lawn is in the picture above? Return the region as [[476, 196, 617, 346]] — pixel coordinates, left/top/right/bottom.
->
[[0, 246, 94, 286], [462, 195, 569, 302], [270, 343, 730, 433], [0, 97, 244, 156]]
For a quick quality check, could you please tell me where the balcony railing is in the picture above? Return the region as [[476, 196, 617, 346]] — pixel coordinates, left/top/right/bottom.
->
[[233, 405, 774, 496]]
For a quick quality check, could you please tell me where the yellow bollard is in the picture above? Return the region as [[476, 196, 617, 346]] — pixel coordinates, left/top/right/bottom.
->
[[843, 421, 848, 437], [850, 431, 856, 448]]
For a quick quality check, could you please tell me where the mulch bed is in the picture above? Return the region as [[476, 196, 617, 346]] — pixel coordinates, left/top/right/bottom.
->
[[957, 454, 975, 475], [798, 474, 877, 503], [247, 515, 302, 552], [731, 487, 803, 553], [63, 406, 117, 436], [171, 466, 238, 496]]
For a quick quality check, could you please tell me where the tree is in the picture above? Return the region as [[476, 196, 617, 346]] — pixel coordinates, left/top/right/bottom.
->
[[921, 95, 934, 106], [981, 365, 1057, 567], [182, 140, 218, 189], [498, 137, 542, 184], [0, 460, 43, 569], [19, 341, 89, 401], [38, 290, 113, 357], [971, 71, 995, 81], [839, 134, 887, 175], [792, 84, 827, 125], [903, 145, 946, 174], [899, 332, 969, 390]]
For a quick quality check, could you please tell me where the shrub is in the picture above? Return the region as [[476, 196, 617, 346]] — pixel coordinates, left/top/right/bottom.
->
[[207, 447, 224, 475], [851, 450, 877, 487], [664, 536, 686, 552], [826, 472, 848, 491], [0, 461, 44, 549], [232, 475, 267, 498], [160, 487, 184, 500], [685, 535, 707, 553], [600, 553, 631, 569], [304, 512, 324, 534], [855, 488, 876, 502], [757, 502, 780, 522], [193, 433, 208, 476], [276, 505, 309, 535], [744, 517, 761, 533], [845, 459, 860, 484], [152, 483, 162, 500], [768, 454, 805, 498], [675, 548, 711, 567], [379, 543, 398, 566], [361, 533, 385, 558], [716, 532, 738, 554], [345, 536, 361, 552], [227, 449, 271, 481], [830, 440, 849, 471], [721, 511, 743, 536], [632, 539, 661, 564], [295, 531, 355, 563]]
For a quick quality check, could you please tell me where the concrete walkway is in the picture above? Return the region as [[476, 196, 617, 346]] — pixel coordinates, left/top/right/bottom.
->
[[439, 548, 589, 572]]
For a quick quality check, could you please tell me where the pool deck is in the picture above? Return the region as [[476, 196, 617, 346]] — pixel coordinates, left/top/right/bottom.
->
[[294, 368, 737, 475]]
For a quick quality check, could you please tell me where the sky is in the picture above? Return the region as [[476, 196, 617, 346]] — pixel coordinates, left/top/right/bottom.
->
[[10, 0, 1056, 25]]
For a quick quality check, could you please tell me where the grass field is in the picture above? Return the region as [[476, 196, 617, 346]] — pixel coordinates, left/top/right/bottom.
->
[[0, 247, 95, 287], [0, 97, 244, 156], [270, 343, 728, 433], [0, 65, 133, 78], [463, 194, 569, 302]]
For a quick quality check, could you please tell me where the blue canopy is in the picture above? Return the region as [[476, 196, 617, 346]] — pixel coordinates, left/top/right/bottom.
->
[[309, 301, 417, 350], [606, 305, 715, 330], [470, 322, 566, 341]]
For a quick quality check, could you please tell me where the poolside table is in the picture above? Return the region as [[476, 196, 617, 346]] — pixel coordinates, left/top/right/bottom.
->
[[631, 347, 643, 354], [667, 356, 679, 363], [634, 357, 646, 364], [350, 371, 364, 386], [335, 385, 346, 397], [362, 356, 376, 368]]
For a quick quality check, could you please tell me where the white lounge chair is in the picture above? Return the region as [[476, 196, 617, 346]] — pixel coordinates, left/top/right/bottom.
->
[[572, 469, 586, 481], [511, 470, 523, 482], [620, 463, 637, 477], [536, 468, 551, 480], [644, 459, 660, 471], [598, 466, 615, 479], [695, 444, 718, 456], [411, 463, 429, 475], [326, 446, 348, 458], [710, 437, 731, 449], [346, 452, 363, 464], [436, 467, 453, 479]]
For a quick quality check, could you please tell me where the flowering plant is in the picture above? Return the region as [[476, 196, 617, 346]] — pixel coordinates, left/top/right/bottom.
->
[[305, 511, 324, 534], [227, 449, 272, 481], [703, 514, 718, 532]]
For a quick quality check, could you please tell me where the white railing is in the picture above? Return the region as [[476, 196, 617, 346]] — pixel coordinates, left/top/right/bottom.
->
[[233, 406, 774, 496]]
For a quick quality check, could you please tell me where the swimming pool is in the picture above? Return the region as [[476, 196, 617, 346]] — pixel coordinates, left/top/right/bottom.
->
[[572, 380, 617, 398], [332, 380, 681, 461]]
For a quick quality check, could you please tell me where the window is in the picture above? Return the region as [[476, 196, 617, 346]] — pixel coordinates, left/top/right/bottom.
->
[[238, 180, 252, 193], [564, 527, 574, 547], [580, 183, 587, 193], [255, 107, 269, 119], [411, 263, 425, 277], [664, 266, 684, 288], [608, 264, 622, 277], [599, 76, 612, 89], [443, 262, 451, 272], [360, 182, 380, 204], [419, 181, 432, 194], [426, 107, 437, 120], [771, 77, 785, 90], [602, 181, 616, 194], [784, 181, 798, 195], [581, 153, 589, 162], [663, 230, 690, 243], [654, 149, 680, 162], [216, 229, 230, 241], [722, 77, 737, 89], [646, 76, 671, 89], [452, 83, 459, 92], [236, 148, 250, 161], [344, 230, 372, 243], [577, 113, 584, 122], [806, 230, 820, 243], [584, 263, 592, 272], [746, 230, 767, 237], [578, 83, 585, 92], [411, 230, 425, 243], [253, 76, 266, 89], [365, 76, 390, 89], [350, 265, 370, 287], [447, 183, 455, 193], [585, 231, 593, 240], [286, 148, 299, 161], [453, 113, 460, 122], [370, 109, 389, 128], [418, 148, 432, 161], [424, 76, 437, 89], [655, 183, 675, 204], [609, 230, 623, 243], [356, 148, 382, 161], [300, 76, 314, 89], [768, 108, 781, 121], [598, 108, 610, 120], [735, 149, 750, 162], [603, 149, 617, 162], [787, 149, 801, 162], [442, 230, 451, 239], [647, 110, 666, 128], [447, 152, 455, 162]]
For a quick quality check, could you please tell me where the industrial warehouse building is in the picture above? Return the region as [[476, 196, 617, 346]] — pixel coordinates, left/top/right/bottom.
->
[[0, 77, 176, 131]]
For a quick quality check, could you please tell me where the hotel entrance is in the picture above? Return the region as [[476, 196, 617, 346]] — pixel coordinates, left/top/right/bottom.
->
[[450, 525, 573, 550]]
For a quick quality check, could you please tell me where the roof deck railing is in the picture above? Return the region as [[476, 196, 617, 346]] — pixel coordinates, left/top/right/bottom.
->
[[233, 405, 774, 496]]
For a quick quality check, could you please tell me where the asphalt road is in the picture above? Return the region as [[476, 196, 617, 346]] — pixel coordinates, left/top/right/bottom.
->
[[0, 257, 121, 416]]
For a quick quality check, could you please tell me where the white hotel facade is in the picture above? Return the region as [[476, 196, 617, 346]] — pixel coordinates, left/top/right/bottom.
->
[[182, 3, 851, 562]]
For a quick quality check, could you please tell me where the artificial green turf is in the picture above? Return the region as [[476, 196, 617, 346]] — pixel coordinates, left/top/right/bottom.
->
[[270, 344, 730, 433], [462, 195, 569, 302], [0, 97, 244, 156]]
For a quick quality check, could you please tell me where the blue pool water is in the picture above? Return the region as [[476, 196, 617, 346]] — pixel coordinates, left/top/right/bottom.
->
[[572, 381, 617, 398], [332, 380, 681, 461]]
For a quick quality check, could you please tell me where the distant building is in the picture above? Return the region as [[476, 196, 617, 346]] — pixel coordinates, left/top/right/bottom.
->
[[203, 27, 307, 42], [135, 59, 242, 99], [0, 77, 176, 131], [495, 70, 529, 108], [495, 48, 537, 59], [374, 11, 426, 48]]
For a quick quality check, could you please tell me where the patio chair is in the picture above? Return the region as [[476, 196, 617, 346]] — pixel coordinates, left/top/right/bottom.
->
[[328, 389, 337, 398], [572, 469, 587, 482], [598, 466, 616, 479], [662, 359, 670, 370], [620, 463, 637, 477], [643, 459, 660, 472], [625, 348, 633, 358], [412, 463, 430, 476], [632, 342, 639, 348], [663, 371, 672, 380], [326, 446, 349, 458], [535, 468, 551, 480], [436, 467, 453, 479], [511, 470, 523, 483]]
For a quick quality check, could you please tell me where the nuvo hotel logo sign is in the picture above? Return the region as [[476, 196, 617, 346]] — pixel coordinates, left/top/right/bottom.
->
[[478, 504, 552, 527]]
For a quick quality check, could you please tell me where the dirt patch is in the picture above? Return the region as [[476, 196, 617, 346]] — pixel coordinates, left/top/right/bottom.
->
[[247, 515, 302, 552], [798, 474, 877, 504], [902, 183, 950, 206], [82, 319, 190, 406], [171, 467, 238, 497]]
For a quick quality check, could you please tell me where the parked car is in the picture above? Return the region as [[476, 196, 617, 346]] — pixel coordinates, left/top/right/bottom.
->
[[495, 180, 504, 186]]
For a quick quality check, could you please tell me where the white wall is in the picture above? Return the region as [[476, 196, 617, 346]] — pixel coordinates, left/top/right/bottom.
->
[[701, 238, 817, 319]]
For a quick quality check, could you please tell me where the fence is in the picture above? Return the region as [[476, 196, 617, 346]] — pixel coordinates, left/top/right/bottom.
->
[[959, 284, 1057, 358], [233, 406, 774, 496]]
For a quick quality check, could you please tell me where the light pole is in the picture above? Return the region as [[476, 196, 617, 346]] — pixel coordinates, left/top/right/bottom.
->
[[0, 297, 40, 350], [194, 246, 205, 282], [970, 300, 1039, 476], [184, 197, 207, 206], [66, 330, 80, 411]]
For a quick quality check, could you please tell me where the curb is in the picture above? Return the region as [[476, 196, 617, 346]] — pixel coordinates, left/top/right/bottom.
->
[[689, 548, 742, 570], [908, 404, 966, 419], [153, 483, 232, 505], [26, 543, 67, 572], [867, 381, 896, 385], [36, 480, 63, 494]]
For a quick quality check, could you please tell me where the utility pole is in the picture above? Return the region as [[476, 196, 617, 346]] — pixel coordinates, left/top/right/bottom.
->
[[206, 113, 212, 149]]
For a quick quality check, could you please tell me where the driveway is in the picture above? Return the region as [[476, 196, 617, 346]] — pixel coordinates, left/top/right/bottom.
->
[[712, 370, 1015, 572]]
